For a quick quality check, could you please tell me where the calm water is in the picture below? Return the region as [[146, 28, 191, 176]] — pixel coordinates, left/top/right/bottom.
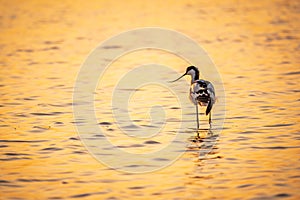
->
[[1, 0, 300, 199]]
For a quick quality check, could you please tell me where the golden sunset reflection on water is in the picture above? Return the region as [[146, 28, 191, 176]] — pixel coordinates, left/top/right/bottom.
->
[[1, 0, 300, 199]]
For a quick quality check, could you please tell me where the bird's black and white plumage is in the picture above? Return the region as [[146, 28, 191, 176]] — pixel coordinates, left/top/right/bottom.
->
[[171, 66, 215, 129]]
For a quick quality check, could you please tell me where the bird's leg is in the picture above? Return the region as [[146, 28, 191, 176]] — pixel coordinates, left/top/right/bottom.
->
[[196, 103, 199, 131], [209, 112, 212, 129]]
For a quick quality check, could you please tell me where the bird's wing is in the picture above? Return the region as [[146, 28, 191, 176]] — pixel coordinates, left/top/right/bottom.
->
[[205, 81, 216, 115], [206, 81, 215, 102]]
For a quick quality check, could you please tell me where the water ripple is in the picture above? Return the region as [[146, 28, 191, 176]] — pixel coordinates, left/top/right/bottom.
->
[[0, 139, 48, 143]]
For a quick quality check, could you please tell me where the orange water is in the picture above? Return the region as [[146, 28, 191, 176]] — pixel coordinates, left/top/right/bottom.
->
[[1, 0, 300, 199]]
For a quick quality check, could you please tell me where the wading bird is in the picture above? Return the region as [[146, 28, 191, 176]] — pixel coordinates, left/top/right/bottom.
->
[[170, 66, 215, 130]]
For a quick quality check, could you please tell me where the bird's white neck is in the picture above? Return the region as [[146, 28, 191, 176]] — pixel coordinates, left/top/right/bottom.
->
[[187, 70, 199, 84]]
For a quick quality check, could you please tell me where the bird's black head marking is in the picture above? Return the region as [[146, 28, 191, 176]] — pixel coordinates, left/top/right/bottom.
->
[[186, 66, 199, 74]]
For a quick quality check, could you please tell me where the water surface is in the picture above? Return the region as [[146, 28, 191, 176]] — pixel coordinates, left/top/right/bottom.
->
[[1, 0, 299, 199]]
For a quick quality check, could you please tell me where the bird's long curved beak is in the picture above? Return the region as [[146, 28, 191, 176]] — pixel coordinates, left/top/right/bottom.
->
[[169, 73, 186, 82]]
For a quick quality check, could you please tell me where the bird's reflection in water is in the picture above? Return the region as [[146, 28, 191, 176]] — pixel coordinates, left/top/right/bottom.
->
[[187, 129, 219, 160]]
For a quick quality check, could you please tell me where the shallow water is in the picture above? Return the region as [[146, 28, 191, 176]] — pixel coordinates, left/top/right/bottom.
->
[[1, 0, 300, 199]]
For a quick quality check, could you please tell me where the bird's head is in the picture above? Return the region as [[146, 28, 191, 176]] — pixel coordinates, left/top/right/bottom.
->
[[170, 66, 200, 83], [185, 66, 199, 77]]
